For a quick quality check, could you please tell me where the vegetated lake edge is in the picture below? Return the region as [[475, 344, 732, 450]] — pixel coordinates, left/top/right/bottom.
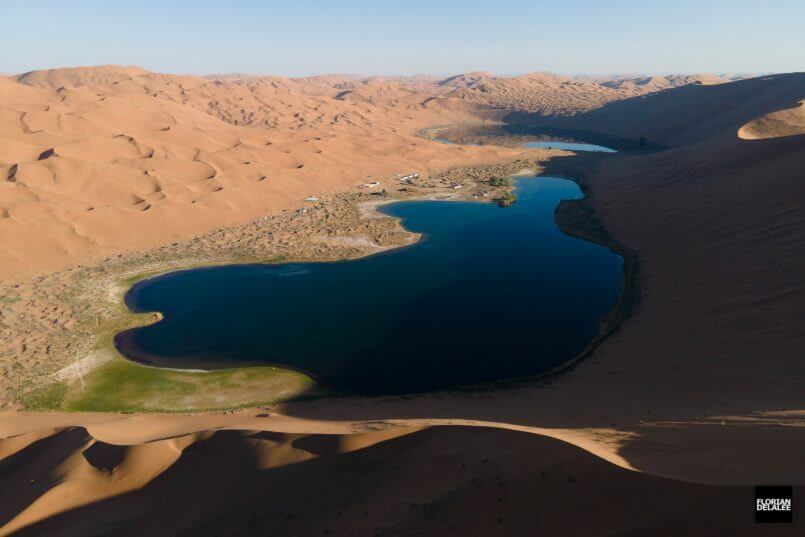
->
[[20, 153, 639, 411]]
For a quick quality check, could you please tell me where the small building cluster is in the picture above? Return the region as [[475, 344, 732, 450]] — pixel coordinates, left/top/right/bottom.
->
[[397, 172, 420, 184]]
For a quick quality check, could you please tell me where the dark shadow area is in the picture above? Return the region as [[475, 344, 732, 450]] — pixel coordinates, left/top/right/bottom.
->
[[9, 426, 796, 537], [0, 429, 92, 528], [274, 87, 805, 487], [503, 72, 805, 148]]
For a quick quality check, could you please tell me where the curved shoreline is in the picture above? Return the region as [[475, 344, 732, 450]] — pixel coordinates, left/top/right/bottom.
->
[[11, 157, 551, 410], [9, 146, 633, 411], [416, 170, 638, 394], [110, 170, 631, 400], [18, 154, 635, 411], [545, 179, 640, 379]]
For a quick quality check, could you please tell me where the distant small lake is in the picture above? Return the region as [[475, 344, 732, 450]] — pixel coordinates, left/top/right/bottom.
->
[[434, 124, 646, 152], [115, 177, 623, 395], [522, 140, 615, 152]]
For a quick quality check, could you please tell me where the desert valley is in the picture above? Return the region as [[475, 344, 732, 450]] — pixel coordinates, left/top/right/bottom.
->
[[1, 5, 804, 534]]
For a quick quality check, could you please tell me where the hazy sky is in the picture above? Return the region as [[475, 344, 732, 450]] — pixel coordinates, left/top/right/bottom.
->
[[2, 0, 803, 76]]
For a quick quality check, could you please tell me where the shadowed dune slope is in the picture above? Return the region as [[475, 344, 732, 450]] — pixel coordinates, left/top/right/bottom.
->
[[574, 128, 805, 425], [507, 72, 805, 146], [4, 426, 797, 537], [275, 72, 805, 486], [525, 74, 805, 476], [570, 73, 805, 419]]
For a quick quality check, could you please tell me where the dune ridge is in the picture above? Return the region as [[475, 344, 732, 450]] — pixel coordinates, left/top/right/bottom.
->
[[518, 72, 805, 146], [739, 99, 805, 139], [2, 423, 784, 537]]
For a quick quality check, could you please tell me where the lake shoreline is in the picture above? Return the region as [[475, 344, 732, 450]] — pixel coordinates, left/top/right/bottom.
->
[[7, 157, 560, 411], [13, 151, 636, 411], [114, 175, 623, 395]]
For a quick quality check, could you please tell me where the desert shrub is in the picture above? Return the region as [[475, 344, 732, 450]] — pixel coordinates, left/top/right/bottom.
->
[[489, 176, 514, 187], [496, 191, 516, 207]]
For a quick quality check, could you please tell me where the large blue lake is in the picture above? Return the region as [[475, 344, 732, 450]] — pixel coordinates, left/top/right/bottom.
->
[[115, 177, 623, 395]]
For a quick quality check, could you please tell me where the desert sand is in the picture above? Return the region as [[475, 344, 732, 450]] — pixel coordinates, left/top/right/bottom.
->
[[0, 66, 508, 278], [1, 67, 804, 535], [0, 421, 785, 536], [0, 66, 726, 277]]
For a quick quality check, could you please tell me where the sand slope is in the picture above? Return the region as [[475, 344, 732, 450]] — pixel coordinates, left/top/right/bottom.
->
[[275, 73, 805, 482], [1, 66, 726, 278], [0, 66, 522, 278], [438, 72, 727, 115], [739, 99, 805, 139], [516, 72, 805, 146], [4, 425, 794, 537]]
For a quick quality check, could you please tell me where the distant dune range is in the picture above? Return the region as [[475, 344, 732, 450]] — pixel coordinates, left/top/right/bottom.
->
[[517, 72, 805, 146], [0, 65, 727, 277], [1, 65, 494, 276], [2, 67, 805, 535]]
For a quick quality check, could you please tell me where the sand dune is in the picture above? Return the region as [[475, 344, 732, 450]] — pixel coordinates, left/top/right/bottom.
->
[[588, 73, 729, 90], [439, 71, 727, 115], [1, 65, 718, 278], [513, 72, 805, 146], [3, 424, 786, 536], [0, 66, 528, 277], [739, 99, 805, 139], [263, 73, 805, 487], [2, 67, 804, 534], [0, 422, 426, 535]]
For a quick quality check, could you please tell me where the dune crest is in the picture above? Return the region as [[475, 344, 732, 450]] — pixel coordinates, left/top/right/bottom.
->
[[738, 99, 805, 139], [0, 424, 422, 535], [0, 424, 767, 536]]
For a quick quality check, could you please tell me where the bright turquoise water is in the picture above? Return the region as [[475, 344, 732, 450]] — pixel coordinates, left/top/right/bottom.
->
[[115, 177, 623, 395]]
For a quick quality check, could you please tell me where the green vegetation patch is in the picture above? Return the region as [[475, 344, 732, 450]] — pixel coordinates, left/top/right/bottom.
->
[[495, 191, 517, 207], [19, 382, 70, 411], [489, 176, 515, 187], [21, 358, 320, 413]]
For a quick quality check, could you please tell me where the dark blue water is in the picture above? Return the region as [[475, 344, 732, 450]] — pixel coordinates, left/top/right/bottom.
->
[[115, 177, 623, 395]]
